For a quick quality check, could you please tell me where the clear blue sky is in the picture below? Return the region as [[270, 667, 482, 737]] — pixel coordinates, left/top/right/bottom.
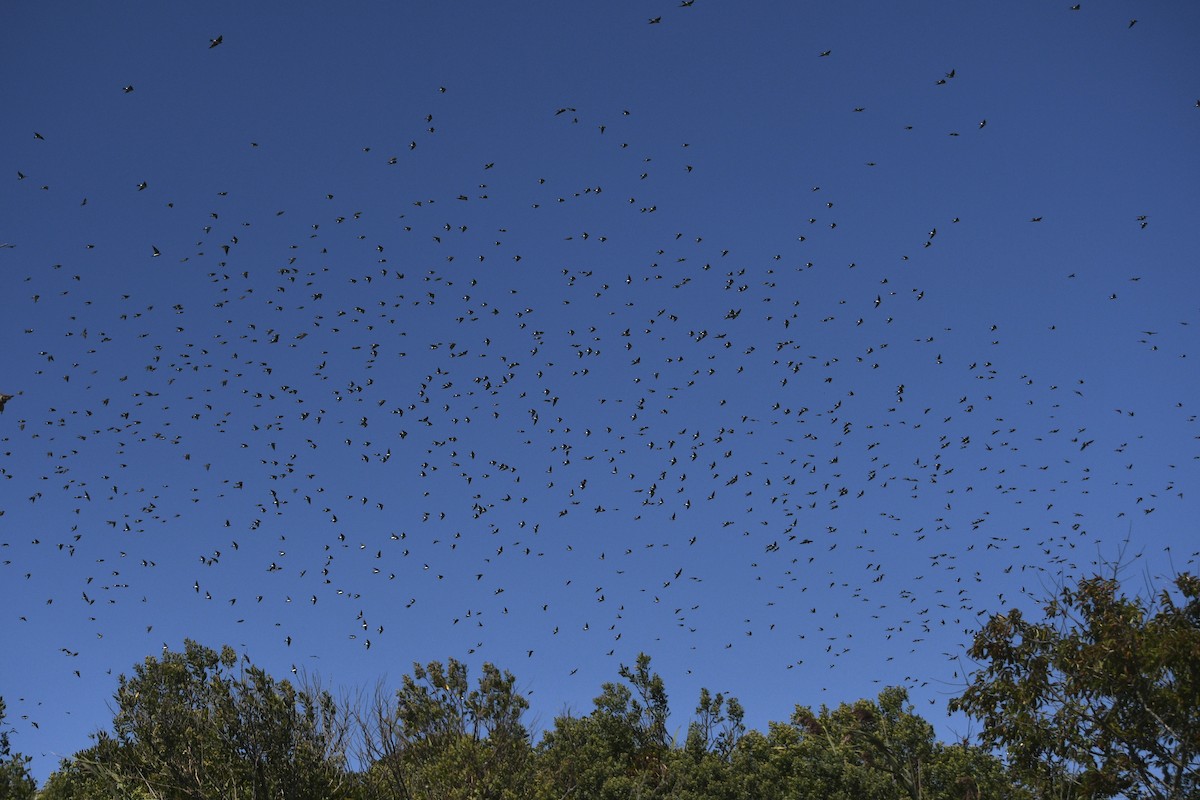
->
[[2, 0, 1198, 781]]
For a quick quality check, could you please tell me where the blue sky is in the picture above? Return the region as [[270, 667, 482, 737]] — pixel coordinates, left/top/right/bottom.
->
[[2, 0, 1199, 780]]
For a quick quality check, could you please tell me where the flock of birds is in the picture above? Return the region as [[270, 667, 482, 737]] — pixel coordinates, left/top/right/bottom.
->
[[1, 2, 1197, 769]]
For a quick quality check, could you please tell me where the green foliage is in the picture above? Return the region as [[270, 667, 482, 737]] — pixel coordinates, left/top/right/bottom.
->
[[789, 687, 929, 800], [25, 631, 1078, 800], [786, 686, 1027, 800], [923, 740, 1031, 800], [63, 639, 352, 800], [356, 658, 532, 800], [722, 724, 806, 800], [534, 653, 675, 800], [0, 697, 36, 800], [951, 572, 1200, 800], [685, 687, 745, 761], [35, 741, 143, 800]]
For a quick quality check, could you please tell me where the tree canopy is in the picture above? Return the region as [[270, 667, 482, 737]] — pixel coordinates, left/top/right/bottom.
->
[[0, 697, 36, 800], [951, 572, 1200, 800], [47, 640, 352, 800], [24, 571, 1200, 800]]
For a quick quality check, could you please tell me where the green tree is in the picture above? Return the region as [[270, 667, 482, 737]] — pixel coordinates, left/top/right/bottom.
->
[[786, 686, 1025, 800], [684, 687, 746, 761], [534, 653, 674, 800], [789, 688, 923, 800], [950, 571, 1200, 799], [804, 687, 930, 798], [356, 658, 531, 800], [37, 739, 145, 800], [722, 723, 808, 800], [669, 688, 746, 800], [0, 696, 36, 800], [924, 739, 1030, 800], [70, 640, 352, 800]]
